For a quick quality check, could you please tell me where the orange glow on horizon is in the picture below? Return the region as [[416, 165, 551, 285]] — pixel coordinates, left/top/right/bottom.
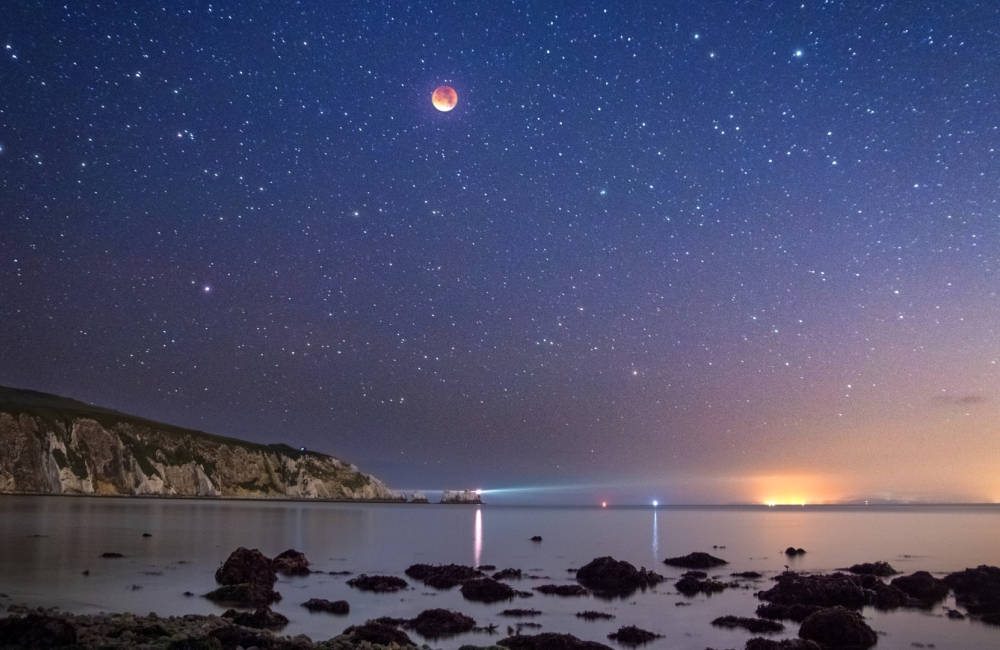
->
[[748, 473, 842, 506]]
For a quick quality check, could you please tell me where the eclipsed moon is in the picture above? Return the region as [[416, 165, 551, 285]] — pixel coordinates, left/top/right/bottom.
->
[[432, 86, 458, 112]]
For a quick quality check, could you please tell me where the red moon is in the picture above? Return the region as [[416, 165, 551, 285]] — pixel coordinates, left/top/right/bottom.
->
[[432, 86, 458, 112]]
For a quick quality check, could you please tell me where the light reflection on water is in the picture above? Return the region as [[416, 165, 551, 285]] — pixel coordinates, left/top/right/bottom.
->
[[1, 497, 999, 650]]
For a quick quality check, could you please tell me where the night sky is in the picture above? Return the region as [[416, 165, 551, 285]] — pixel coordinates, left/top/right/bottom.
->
[[3, 2, 999, 504]]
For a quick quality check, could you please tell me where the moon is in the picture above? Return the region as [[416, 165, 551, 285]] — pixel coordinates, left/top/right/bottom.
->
[[432, 86, 458, 112]]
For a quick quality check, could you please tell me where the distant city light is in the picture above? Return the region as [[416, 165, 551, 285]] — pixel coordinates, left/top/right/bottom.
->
[[652, 500, 659, 507], [601, 501, 607, 508]]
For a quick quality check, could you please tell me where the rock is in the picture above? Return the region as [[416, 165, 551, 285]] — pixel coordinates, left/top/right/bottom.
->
[[142, 533, 152, 537], [441, 490, 483, 504], [757, 571, 906, 610], [746, 639, 822, 650], [273, 549, 311, 576], [732, 571, 763, 579], [845, 561, 898, 577], [674, 575, 729, 596], [943, 565, 1000, 616], [755, 603, 825, 622], [662, 552, 728, 569], [500, 609, 542, 617], [982, 612, 1000, 625], [461, 578, 529, 603], [0, 613, 77, 647], [890, 571, 949, 605], [494, 568, 523, 580], [411, 491, 429, 503], [681, 570, 707, 579], [342, 620, 415, 646], [711, 615, 784, 633], [221, 606, 289, 629], [576, 611, 615, 620], [346, 574, 408, 592], [406, 563, 485, 589], [100, 552, 125, 558], [785, 548, 806, 556], [946, 608, 965, 619], [498, 632, 614, 650], [534, 584, 589, 596], [798, 606, 878, 649], [607, 625, 662, 645], [575, 556, 664, 597], [205, 547, 279, 606], [302, 598, 349, 614], [531, 536, 543, 542], [404, 608, 477, 639]]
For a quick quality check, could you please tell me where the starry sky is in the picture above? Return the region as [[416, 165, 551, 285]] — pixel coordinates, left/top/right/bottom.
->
[[3, 1, 999, 505]]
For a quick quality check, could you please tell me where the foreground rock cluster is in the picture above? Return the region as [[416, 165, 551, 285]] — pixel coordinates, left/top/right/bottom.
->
[[4, 544, 1000, 650]]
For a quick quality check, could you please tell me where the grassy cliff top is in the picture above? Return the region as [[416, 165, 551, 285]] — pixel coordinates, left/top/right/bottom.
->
[[0, 385, 332, 461]]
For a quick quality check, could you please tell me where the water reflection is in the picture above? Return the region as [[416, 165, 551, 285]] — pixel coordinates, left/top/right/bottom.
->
[[474, 508, 482, 567], [651, 510, 658, 559]]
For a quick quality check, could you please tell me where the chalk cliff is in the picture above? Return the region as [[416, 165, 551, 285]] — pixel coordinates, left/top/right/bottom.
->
[[0, 386, 403, 501]]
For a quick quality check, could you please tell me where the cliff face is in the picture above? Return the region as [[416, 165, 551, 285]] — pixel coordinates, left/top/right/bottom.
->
[[441, 489, 483, 504], [0, 387, 403, 501]]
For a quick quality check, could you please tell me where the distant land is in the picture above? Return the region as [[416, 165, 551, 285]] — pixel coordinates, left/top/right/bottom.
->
[[0, 385, 406, 501]]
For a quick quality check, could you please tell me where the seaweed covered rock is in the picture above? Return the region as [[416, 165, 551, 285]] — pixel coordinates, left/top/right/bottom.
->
[[755, 602, 825, 622], [710, 615, 784, 633], [798, 606, 877, 649], [662, 552, 728, 569], [500, 609, 542, 617], [575, 557, 664, 596], [273, 549, 311, 576], [347, 574, 408, 592], [406, 564, 485, 589], [302, 598, 349, 614], [342, 620, 415, 646], [746, 638, 822, 650], [498, 632, 614, 650], [757, 571, 909, 610], [890, 571, 949, 606], [461, 578, 528, 603], [205, 547, 280, 606], [221, 606, 289, 629], [675, 575, 730, 596], [845, 561, 897, 577], [943, 565, 1000, 616], [404, 608, 476, 639], [576, 611, 615, 620], [607, 625, 662, 646], [534, 584, 589, 596], [494, 568, 523, 580]]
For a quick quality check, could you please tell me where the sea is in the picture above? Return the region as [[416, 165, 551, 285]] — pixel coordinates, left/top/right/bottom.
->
[[1, 496, 998, 649]]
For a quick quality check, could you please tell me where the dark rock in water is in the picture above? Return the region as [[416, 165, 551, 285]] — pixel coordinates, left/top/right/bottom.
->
[[500, 608, 543, 617], [755, 602, 825, 622], [674, 575, 729, 596], [461, 577, 528, 603], [221, 606, 289, 629], [0, 613, 77, 647], [982, 612, 1000, 625], [785, 548, 807, 556], [732, 571, 763, 579], [681, 570, 707, 579], [406, 563, 485, 589], [846, 561, 898, 577], [607, 625, 662, 646], [576, 611, 615, 620], [328, 570, 353, 576], [183, 591, 194, 597], [494, 568, 523, 580], [343, 620, 415, 646], [347, 574, 408, 592], [890, 571, 949, 605], [273, 549, 311, 576], [405, 608, 477, 639], [205, 547, 279, 606], [946, 608, 965, 620], [711, 615, 784, 633], [534, 584, 589, 596], [207, 624, 277, 650], [479, 564, 497, 571], [531, 536, 543, 542], [499, 632, 614, 650], [746, 638, 822, 650], [100, 552, 124, 558], [798, 606, 878, 649], [302, 598, 349, 614], [943, 565, 1000, 616], [758, 570, 910, 610], [576, 556, 664, 597], [142, 533, 152, 538], [662, 552, 728, 569]]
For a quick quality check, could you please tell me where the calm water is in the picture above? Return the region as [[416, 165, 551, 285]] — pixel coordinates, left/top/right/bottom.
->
[[1, 496, 999, 649]]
